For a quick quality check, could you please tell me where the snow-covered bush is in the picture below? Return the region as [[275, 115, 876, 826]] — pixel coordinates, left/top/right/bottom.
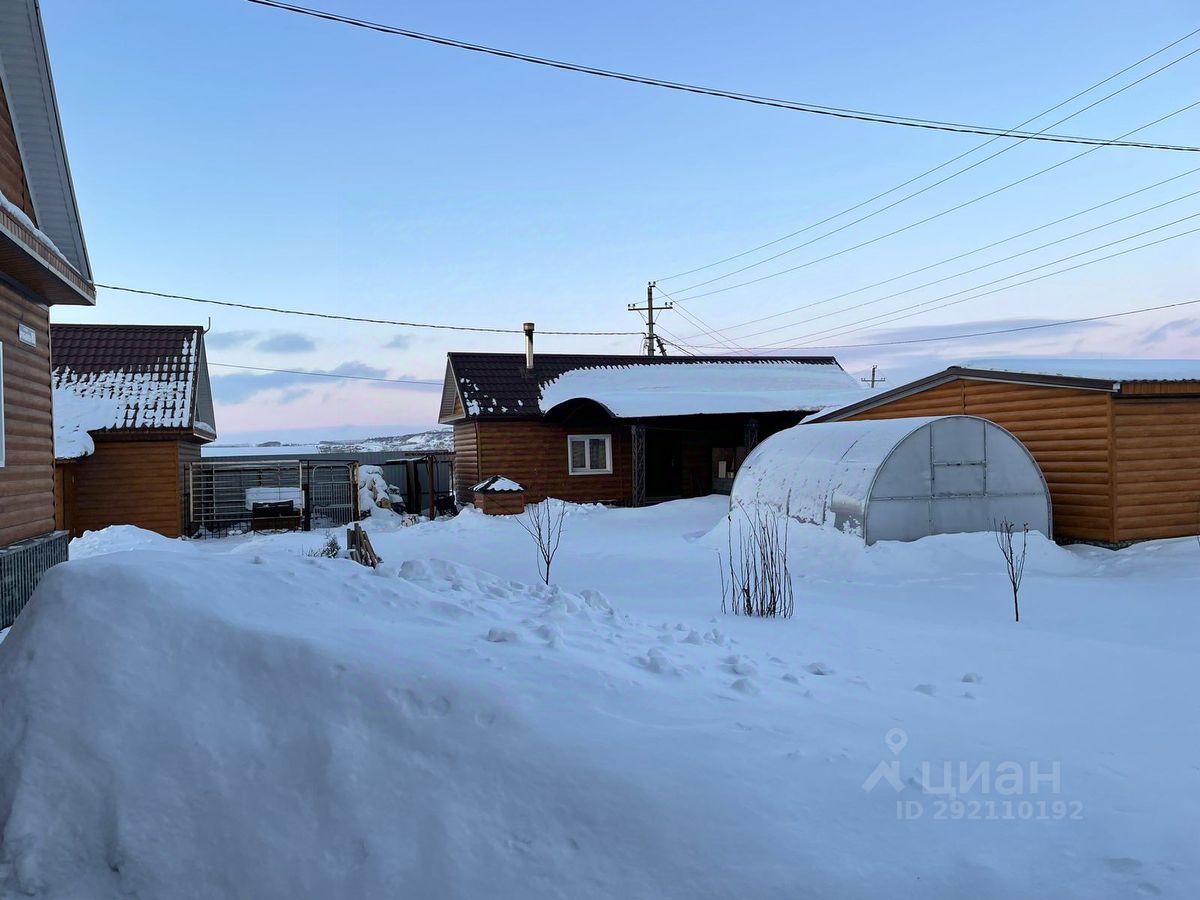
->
[[305, 534, 341, 558], [720, 501, 795, 619]]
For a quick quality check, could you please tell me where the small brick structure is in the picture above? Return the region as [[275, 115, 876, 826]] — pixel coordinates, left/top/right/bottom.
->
[[472, 476, 527, 516]]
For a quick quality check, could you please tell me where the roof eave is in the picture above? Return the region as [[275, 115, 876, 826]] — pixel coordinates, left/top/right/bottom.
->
[[0, 214, 94, 305]]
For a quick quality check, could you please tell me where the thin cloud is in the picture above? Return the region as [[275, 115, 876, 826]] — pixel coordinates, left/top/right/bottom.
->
[[256, 332, 317, 354], [205, 329, 260, 349], [383, 334, 412, 349], [211, 361, 429, 405]]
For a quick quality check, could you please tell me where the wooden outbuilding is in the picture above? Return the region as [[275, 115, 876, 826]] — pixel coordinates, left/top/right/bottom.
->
[[809, 359, 1200, 545], [439, 351, 865, 507], [0, 2, 95, 624], [52, 324, 217, 538]]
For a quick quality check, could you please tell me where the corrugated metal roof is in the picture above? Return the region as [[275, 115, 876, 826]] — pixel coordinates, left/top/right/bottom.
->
[[51, 324, 211, 434]]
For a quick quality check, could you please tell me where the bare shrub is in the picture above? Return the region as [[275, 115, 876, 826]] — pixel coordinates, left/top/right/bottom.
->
[[994, 519, 1029, 623], [720, 501, 795, 619], [518, 499, 567, 585], [305, 534, 341, 558]]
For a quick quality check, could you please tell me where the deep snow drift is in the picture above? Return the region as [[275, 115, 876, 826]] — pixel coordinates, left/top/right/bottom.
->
[[2, 500, 1197, 898]]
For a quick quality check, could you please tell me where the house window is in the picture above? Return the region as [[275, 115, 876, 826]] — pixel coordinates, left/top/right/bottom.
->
[[0, 342, 5, 468], [567, 434, 612, 475]]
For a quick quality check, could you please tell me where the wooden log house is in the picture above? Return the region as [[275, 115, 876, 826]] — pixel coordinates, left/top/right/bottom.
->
[[439, 347, 865, 509], [52, 324, 217, 539], [0, 1, 96, 624], [809, 359, 1200, 545]]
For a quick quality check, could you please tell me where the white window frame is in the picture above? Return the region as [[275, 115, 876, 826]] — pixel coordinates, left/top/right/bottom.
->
[[567, 433, 612, 476], [0, 341, 5, 469]]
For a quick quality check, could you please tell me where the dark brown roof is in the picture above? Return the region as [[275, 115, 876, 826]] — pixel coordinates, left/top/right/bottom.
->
[[439, 352, 847, 422], [51, 324, 214, 434]]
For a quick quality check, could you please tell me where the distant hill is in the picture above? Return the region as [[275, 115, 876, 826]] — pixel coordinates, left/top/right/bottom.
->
[[203, 429, 453, 458], [318, 430, 454, 454]]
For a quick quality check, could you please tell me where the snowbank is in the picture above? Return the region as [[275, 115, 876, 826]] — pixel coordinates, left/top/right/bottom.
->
[[2, 504, 1197, 898]]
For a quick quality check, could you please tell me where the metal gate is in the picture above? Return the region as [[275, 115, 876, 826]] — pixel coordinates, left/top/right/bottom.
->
[[309, 463, 358, 529]]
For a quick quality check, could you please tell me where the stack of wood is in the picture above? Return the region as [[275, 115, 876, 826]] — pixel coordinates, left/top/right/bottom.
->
[[345, 524, 382, 568]]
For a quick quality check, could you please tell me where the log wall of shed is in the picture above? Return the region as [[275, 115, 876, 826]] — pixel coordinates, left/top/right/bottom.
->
[[452, 421, 479, 503], [60, 438, 191, 539], [0, 283, 53, 547], [1112, 398, 1200, 541], [475, 420, 632, 505], [846, 379, 1116, 543]]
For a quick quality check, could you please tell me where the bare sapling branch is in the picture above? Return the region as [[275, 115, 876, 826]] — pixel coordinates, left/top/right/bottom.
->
[[720, 498, 795, 619], [993, 518, 1029, 623], [517, 499, 567, 585]]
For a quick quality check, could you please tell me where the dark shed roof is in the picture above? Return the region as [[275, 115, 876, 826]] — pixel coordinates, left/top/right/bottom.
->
[[439, 352, 851, 422], [51, 324, 216, 436]]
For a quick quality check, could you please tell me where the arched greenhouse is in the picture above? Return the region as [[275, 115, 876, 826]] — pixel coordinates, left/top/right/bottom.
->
[[729, 415, 1052, 545]]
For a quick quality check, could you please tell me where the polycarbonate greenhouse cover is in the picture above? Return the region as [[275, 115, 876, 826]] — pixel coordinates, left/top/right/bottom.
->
[[730, 416, 1051, 544]]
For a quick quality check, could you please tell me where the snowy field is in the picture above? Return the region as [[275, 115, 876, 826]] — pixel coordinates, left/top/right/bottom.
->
[[1, 499, 1197, 898]]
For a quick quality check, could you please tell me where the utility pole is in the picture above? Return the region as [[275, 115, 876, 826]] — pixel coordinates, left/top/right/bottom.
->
[[628, 282, 672, 356], [861, 365, 887, 389]]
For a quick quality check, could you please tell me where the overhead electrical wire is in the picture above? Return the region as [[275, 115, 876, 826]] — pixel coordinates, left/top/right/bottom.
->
[[209, 362, 443, 385], [680, 183, 1200, 344], [246, 0, 1200, 152], [683, 296, 1200, 352], [94, 284, 642, 336], [668, 98, 1200, 301], [685, 217, 1200, 350], [657, 24, 1200, 283], [673, 165, 1200, 341]]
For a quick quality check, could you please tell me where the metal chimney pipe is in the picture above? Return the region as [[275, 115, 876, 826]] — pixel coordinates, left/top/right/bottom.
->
[[523, 322, 535, 371]]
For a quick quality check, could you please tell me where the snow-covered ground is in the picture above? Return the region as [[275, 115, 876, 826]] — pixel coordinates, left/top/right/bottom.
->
[[1, 500, 1196, 898]]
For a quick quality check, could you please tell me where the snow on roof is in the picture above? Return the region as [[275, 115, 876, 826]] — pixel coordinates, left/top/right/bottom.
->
[[473, 476, 524, 493], [51, 325, 205, 441], [963, 357, 1200, 383], [540, 362, 866, 418], [52, 387, 122, 459]]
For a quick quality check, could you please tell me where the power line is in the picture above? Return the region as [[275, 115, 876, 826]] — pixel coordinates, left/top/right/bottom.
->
[[656, 24, 1200, 283], [209, 362, 443, 386], [246, 0, 1200, 152], [95, 284, 641, 336], [755, 217, 1200, 348], [674, 165, 1200, 341], [668, 98, 1200, 301], [685, 182, 1200, 344], [682, 295, 1200, 352]]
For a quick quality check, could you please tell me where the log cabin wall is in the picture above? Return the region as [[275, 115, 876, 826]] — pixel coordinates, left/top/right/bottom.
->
[[452, 421, 479, 503], [0, 81, 34, 220], [1111, 398, 1200, 542], [845, 378, 1116, 543], [65, 438, 186, 538], [476, 420, 632, 505], [0, 283, 54, 546]]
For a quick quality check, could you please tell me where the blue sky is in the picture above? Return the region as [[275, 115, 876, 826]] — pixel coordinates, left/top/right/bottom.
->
[[44, 0, 1200, 441]]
